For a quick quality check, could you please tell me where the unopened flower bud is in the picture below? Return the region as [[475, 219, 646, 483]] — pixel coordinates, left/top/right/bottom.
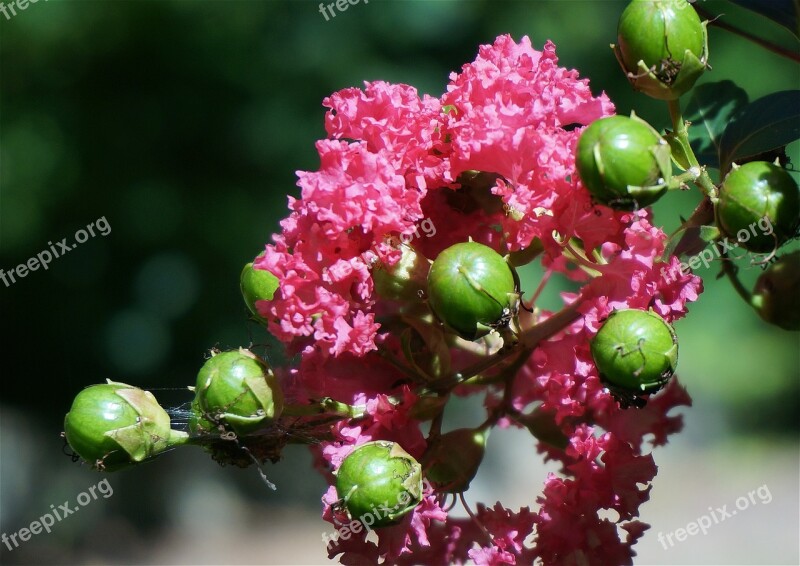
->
[[717, 161, 800, 253], [613, 0, 709, 100], [752, 252, 800, 331], [335, 441, 423, 528], [422, 427, 488, 493], [64, 381, 180, 471], [591, 309, 678, 405], [372, 243, 430, 301], [241, 259, 279, 323], [576, 114, 672, 209], [190, 348, 284, 436], [427, 241, 518, 340]]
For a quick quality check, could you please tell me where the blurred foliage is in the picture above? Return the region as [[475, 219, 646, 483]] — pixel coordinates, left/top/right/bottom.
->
[[0, 0, 798, 562]]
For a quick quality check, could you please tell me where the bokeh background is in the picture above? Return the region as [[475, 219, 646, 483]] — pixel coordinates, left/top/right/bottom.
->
[[1, 1, 798, 564]]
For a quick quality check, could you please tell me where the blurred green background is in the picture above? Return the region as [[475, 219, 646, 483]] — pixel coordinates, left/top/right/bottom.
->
[[1, 1, 797, 564]]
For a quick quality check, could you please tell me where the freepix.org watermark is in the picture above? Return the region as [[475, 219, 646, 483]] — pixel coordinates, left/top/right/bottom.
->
[[318, 0, 368, 21], [0, 0, 47, 21], [0, 216, 111, 288], [658, 484, 772, 550], [661, 215, 773, 283], [1, 478, 113, 551], [322, 477, 432, 549], [370, 217, 437, 259], [387, 217, 437, 246]]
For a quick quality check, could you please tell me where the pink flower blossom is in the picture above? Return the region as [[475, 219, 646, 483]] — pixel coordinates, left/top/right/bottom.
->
[[257, 34, 699, 565], [441, 35, 615, 253]]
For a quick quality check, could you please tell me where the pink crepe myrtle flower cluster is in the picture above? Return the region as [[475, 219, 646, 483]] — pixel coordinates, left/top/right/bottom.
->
[[255, 35, 701, 564]]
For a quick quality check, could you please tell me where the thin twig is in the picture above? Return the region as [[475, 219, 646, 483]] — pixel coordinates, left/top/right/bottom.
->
[[718, 245, 754, 305]]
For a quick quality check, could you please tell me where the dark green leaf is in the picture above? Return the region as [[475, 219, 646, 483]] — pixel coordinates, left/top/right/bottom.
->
[[719, 90, 800, 174], [684, 80, 749, 170], [728, 0, 799, 38]]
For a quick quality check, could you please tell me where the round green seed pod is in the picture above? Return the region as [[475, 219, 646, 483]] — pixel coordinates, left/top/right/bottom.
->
[[335, 441, 423, 528], [576, 115, 672, 209], [590, 309, 678, 394], [372, 244, 430, 301], [64, 381, 174, 471], [752, 252, 800, 331], [190, 348, 284, 436], [717, 161, 800, 253], [422, 427, 488, 493], [615, 0, 708, 100], [241, 260, 279, 322], [427, 241, 517, 340]]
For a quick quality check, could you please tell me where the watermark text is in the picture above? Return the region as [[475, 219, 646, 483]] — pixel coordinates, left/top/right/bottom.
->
[[2, 479, 114, 551], [662, 215, 773, 283], [1, 216, 111, 288], [658, 484, 772, 549], [319, 0, 368, 21], [0, 0, 47, 21]]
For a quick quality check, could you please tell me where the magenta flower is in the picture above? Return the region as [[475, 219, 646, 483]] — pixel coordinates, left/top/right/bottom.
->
[[255, 34, 700, 565]]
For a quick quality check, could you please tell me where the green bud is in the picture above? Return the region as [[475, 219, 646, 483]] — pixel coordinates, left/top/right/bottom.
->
[[241, 259, 279, 323], [752, 252, 800, 331], [590, 309, 678, 405], [408, 395, 449, 421], [335, 441, 423, 528], [576, 114, 672, 210], [372, 244, 430, 301], [190, 348, 284, 436], [717, 161, 800, 253], [427, 241, 518, 340], [515, 407, 569, 450], [613, 0, 709, 100], [400, 315, 452, 381], [422, 427, 488, 493], [64, 381, 181, 471]]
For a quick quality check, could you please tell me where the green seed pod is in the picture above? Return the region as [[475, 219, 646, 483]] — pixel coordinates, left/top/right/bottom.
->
[[422, 427, 488, 493], [590, 309, 678, 402], [335, 441, 423, 528], [427, 241, 517, 340], [752, 252, 800, 331], [613, 0, 709, 100], [717, 161, 800, 253], [514, 407, 569, 450], [576, 114, 672, 210], [372, 244, 430, 301], [241, 259, 279, 322], [64, 381, 179, 471], [408, 395, 449, 421], [190, 348, 284, 436]]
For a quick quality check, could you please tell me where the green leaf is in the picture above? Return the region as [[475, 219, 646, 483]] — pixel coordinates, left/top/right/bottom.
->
[[664, 130, 694, 171], [728, 0, 799, 39], [719, 90, 800, 174], [684, 80, 749, 170]]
